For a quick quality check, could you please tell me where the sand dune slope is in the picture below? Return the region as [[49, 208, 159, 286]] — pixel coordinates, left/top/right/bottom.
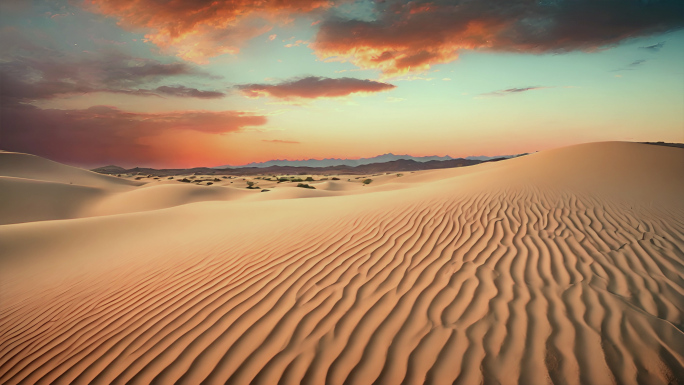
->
[[0, 142, 683, 385], [84, 184, 254, 217], [0, 177, 107, 225], [0, 152, 138, 189], [0, 153, 258, 224]]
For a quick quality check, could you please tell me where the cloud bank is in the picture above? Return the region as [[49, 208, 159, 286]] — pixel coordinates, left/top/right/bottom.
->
[[237, 76, 396, 99], [83, 0, 684, 74], [1, 104, 266, 166], [312, 0, 684, 75], [86, 0, 337, 62], [0, 28, 261, 167]]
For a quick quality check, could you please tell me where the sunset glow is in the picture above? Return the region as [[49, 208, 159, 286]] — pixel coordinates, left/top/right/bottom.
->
[[1, 0, 683, 168]]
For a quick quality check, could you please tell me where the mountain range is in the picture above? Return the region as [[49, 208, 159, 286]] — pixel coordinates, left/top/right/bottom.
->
[[213, 153, 516, 169], [92, 156, 527, 177]]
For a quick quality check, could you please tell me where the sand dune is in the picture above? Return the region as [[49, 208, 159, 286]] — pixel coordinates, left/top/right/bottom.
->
[[85, 184, 253, 217], [0, 153, 413, 225], [0, 177, 106, 225], [0, 152, 138, 189], [1, 142, 683, 384]]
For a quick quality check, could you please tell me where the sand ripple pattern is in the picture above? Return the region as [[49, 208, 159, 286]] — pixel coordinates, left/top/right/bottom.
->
[[1, 188, 683, 384]]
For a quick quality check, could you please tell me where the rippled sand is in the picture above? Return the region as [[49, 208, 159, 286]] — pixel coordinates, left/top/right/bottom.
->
[[1, 142, 682, 384]]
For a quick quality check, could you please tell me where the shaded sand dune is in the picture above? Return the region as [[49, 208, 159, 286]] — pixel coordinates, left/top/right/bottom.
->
[[0, 152, 254, 225], [0, 152, 412, 225], [0, 152, 138, 189], [84, 184, 254, 217], [0, 177, 106, 225], [1, 142, 683, 384]]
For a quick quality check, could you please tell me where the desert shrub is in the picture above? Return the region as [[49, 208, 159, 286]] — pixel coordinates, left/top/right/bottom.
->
[[214, 178, 221, 182], [305, 176, 314, 181], [291, 178, 304, 182], [179, 178, 191, 183], [297, 183, 316, 189], [261, 189, 270, 192], [222, 176, 228, 179], [331, 177, 340, 180], [168, 176, 174, 179], [396, 173, 403, 177], [207, 182, 213, 185], [135, 177, 143, 180], [278, 177, 290, 182], [362, 179, 372, 184]]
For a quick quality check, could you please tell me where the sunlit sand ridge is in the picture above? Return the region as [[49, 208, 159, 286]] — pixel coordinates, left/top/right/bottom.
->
[[1, 142, 683, 384]]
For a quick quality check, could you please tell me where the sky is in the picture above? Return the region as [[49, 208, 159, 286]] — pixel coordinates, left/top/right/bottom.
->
[[1, 0, 683, 168]]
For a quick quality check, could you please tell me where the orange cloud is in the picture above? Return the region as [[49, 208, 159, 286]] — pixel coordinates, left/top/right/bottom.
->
[[85, 0, 336, 62], [312, 16, 502, 77], [312, 0, 684, 76], [237, 76, 396, 99], [262, 139, 300, 144]]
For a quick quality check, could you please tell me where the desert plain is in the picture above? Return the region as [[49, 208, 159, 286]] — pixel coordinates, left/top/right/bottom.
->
[[0, 141, 683, 384]]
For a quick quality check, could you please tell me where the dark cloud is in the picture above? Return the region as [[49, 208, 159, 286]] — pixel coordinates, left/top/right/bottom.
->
[[611, 58, 648, 72], [262, 139, 301, 144], [100, 61, 204, 87], [312, 0, 684, 75], [0, 55, 224, 103], [640, 41, 666, 52], [0, 27, 223, 104], [237, 76, 396, 99], [479, 86, 548, 97], [0, 104, 267, 166], [155, 85, 226, 99]]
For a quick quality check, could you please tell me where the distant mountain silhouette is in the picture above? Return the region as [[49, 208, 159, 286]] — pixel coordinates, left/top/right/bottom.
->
[[92, 156, 526, 177], [213, 153, 461, 169]]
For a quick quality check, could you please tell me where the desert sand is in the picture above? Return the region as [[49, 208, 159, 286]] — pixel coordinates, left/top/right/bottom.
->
[[0, 142, 683, 384]]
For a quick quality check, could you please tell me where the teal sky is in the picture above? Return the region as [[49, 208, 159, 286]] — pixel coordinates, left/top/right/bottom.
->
[[1, 0, 683, 167]]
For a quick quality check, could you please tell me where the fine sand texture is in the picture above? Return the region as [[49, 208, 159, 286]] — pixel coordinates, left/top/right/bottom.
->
[[1, 142, 683, 384]]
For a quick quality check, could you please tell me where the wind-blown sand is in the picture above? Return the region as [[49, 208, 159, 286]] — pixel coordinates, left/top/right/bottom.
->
[[1, 142, 683, 384]]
